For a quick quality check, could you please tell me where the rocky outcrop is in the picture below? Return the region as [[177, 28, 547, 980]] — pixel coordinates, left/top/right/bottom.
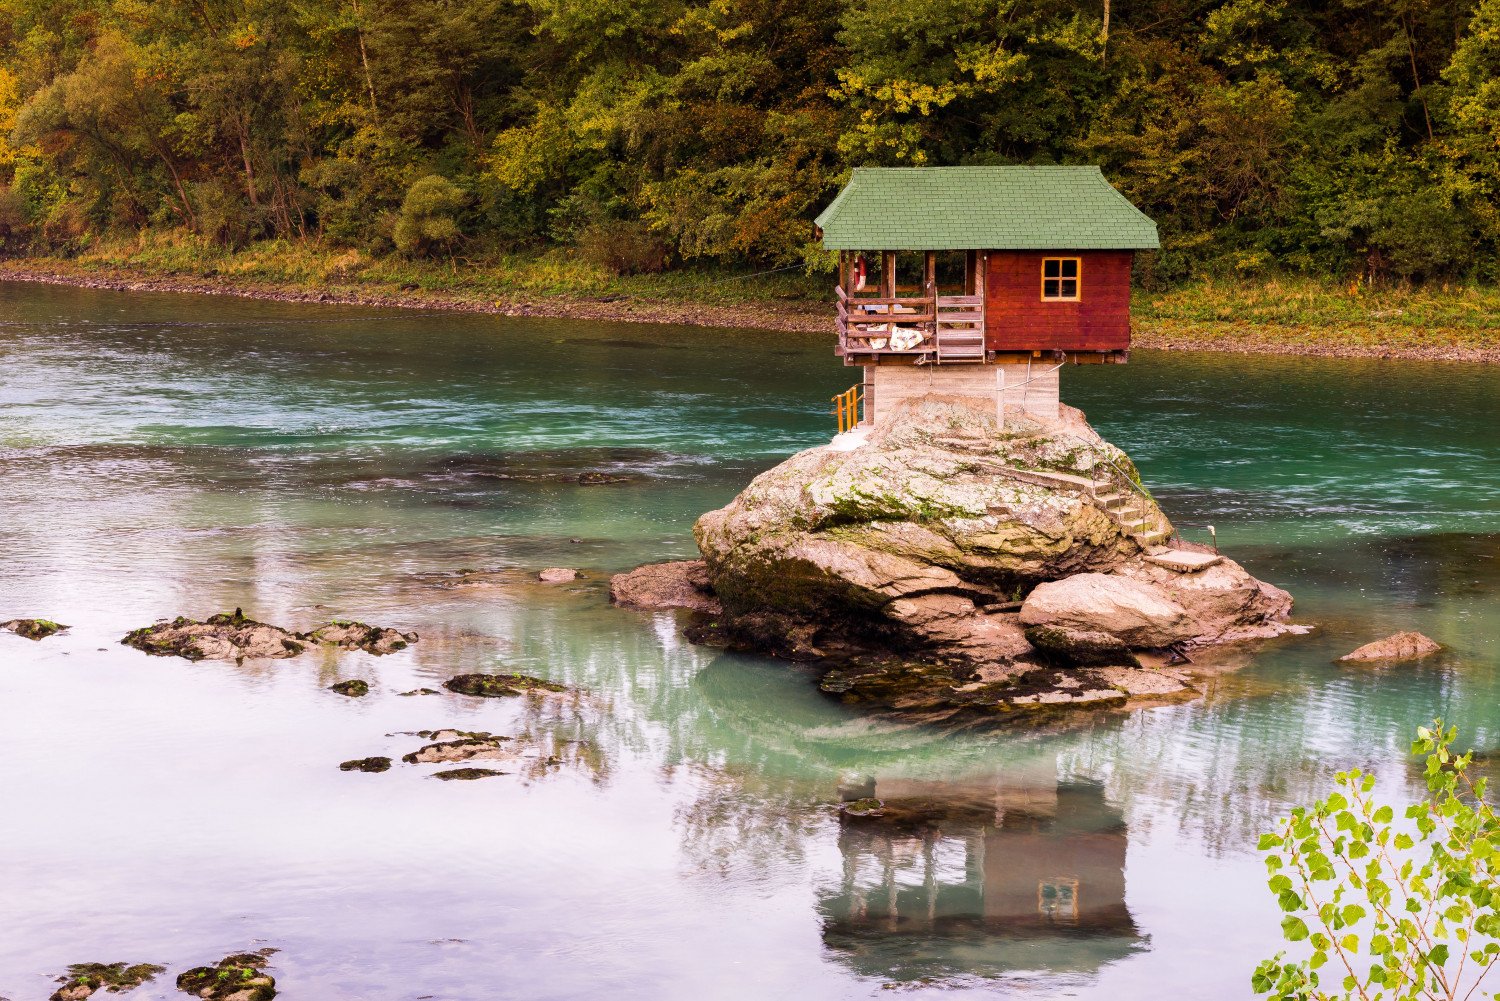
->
[[443, 673, 568, 697], [695, 400, 1151, 632], [121, 610, 418, 662], [669, 398, 1298, 724], [123, 610, 306, 661], [339, 756, 392, 772], [3, 618, 67, 640], [609, 560, 722, 614], [50, 963, 164, 1001], [176, 951, 276, 1000], [1340, 631, 1442, 663], [307, 621, 416, 655]]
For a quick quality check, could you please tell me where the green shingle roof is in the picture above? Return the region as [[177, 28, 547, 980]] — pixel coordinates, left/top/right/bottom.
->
[[814, 166, 1159, 251]]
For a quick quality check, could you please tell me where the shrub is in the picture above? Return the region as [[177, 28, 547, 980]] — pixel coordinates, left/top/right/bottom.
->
[[1253, 721, 1500, 1000], [392, 174, 466, 258]]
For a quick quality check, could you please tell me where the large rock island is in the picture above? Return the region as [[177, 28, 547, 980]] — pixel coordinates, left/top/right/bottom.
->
[[615, 398, 1298, 725]]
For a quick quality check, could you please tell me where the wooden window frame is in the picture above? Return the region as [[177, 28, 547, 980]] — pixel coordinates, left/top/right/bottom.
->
[[1040, 257, 1082, 302]]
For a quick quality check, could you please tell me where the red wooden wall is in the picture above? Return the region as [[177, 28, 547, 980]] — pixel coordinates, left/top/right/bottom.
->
[[984, 250, 1134, 352]]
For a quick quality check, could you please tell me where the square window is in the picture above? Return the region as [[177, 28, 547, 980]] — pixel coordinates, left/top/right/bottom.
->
[[1041, 258, 1081, 300]]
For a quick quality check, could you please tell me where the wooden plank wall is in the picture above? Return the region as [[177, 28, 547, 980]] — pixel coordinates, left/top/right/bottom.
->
[[984, 250, 1133, 352]]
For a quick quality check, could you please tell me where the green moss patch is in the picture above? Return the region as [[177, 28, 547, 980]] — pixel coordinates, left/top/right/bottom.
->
[[442, 673, 567, 697]]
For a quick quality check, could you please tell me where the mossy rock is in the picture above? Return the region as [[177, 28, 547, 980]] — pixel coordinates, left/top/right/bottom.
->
[[442, 673, 567, 697], [431, 767, 506, 781], [338, 756, 391, 773], [3, 618, 68, 641], [50, 962, 164, 1000], [173, 951, 276, 1000], [840, 797, 886, 818], [328, 679, 369, 698], [397, 688, 439, 696]]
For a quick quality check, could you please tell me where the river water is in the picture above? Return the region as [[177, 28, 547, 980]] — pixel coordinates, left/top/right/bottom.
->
[[1, 280, 1498, 1000]]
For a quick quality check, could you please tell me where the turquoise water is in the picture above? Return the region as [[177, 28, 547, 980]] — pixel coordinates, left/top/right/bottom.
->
[[1, 280, 1498, 1000]]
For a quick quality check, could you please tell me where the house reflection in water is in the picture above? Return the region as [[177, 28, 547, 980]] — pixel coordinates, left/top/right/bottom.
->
[[821, 764, 1145, 980]]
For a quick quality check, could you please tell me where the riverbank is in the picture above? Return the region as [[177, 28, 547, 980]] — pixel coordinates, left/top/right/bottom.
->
[[3, 244, 1498, 361]]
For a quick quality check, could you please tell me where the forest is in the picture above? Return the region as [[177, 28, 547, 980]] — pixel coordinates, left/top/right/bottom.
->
[[0, 0, 1497, 286]]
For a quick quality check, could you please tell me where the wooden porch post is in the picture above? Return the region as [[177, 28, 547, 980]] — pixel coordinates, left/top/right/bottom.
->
[[882, 251, 896, 298], [923, 251, 935, 294]]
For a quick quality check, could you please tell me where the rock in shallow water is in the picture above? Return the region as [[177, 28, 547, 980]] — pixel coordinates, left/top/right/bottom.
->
[[609, 560, 721, 614], [537, 567, 578, 583], [432, 767, 505, 781], [120, 610, 418, 662], [122, 610, 305, 661], [328, 679, 369, 698], [339, 756, 391, 773], [50, 962, 164, 1001], [175, 950, 276, 1000], [2, 618, 67, 641], [306, 621, 417, 655], [443, 673, 568, 697], [1340, 631, 1442, 663]]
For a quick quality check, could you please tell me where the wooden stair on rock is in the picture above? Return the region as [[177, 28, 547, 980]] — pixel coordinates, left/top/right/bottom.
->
[[933, 295, 986, 363]]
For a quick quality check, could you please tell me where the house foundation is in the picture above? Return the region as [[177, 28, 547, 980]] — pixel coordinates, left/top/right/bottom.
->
[[864, 363, 1061, 424]]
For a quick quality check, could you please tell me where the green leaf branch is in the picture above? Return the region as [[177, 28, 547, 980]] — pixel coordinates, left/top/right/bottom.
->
[[1253, 721, 1500, 1001]]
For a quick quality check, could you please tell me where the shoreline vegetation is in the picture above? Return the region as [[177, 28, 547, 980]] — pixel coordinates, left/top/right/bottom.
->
[[2, 243, 1498, 363]]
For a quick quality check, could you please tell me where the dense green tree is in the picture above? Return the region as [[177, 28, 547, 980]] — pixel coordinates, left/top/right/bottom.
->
[[0, 0, 1495, 280]]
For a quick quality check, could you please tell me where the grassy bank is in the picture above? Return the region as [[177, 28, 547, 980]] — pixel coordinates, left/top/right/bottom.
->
[[2, 237, 1498, 360]]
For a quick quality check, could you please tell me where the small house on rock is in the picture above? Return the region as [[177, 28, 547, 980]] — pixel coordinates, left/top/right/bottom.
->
[[816, 166, 1158, 428]]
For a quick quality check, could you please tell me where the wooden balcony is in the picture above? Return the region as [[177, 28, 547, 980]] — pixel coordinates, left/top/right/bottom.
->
[[836, 285, 986, 363]]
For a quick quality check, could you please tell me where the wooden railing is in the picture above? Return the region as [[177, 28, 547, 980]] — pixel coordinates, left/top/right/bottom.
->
[[836, 286, 984, 361], [832, 383, 864, 433]]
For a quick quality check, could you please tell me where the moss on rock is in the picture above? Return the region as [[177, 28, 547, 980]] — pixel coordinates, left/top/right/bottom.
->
[[442, 673, 567, 697], [2, 618, 68, 641], [50, 962, 164, 1000]]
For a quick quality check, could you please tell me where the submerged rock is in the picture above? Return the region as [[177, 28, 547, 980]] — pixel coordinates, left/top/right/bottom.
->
[[443, 673, 568, 697], [397, 687, 439, 696], [50, 962, 164, 1000], [122, 609, 305, 662], [432, 767, 505, 781], [175, 950, 276, 1000], [1340, 631, 1442, 663], [537, 567, 579, 583], [328, 679, 369, 698], [2, 618, 68, 641], [338, 756, 391, 773], [609, 560, 722, 615], [307, 621, 416, 655]]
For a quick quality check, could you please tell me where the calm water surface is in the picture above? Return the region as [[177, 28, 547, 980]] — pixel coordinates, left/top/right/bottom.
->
[[1, 281, 1498, 1000]]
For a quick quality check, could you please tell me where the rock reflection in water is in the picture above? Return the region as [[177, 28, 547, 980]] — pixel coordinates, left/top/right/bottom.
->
[[822, 763, 1143, 982]]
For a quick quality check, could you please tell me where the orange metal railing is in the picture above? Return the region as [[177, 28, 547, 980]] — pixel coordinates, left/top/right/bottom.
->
[[833, 384, 863, 434]]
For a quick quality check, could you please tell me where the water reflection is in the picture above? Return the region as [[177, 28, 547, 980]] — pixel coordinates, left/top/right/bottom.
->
[[823, 763, 1143, 982]]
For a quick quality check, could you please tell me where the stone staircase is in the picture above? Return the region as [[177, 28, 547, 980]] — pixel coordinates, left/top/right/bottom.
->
[[995, 462, 1172, 549]]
